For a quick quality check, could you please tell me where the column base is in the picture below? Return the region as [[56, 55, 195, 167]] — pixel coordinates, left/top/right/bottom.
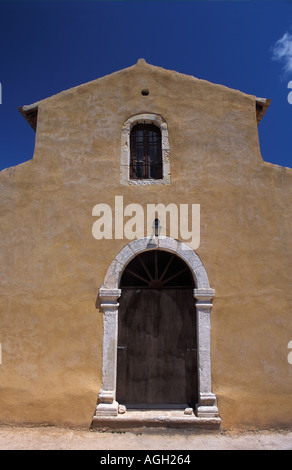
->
[[196, 392, 219, 418], [95, 400, 119, 417], [196, 405, 219, 418]]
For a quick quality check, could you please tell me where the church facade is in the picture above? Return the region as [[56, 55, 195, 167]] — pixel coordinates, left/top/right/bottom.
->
[[0, 59, 291, 431]]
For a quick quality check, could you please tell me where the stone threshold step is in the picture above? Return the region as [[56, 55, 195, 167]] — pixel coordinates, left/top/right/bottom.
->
[[91, 410, 221, 431]]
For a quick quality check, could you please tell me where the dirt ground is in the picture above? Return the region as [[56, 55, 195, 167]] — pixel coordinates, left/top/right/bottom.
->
[[0, 426, 291, 450]]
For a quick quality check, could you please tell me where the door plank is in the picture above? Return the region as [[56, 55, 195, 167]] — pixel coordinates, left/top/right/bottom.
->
[[117, 288, 197, 408]]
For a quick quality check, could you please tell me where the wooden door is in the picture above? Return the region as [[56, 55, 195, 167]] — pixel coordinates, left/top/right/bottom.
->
[[116, 250, 197, 409]]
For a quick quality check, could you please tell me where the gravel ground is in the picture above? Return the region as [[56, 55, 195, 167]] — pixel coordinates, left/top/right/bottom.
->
[[0, 426, 291, 450]]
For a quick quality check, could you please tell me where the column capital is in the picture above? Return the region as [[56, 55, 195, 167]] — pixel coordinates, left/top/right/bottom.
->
[[99, 287, 121, 302], [193, 288, 215, 303], [193, 288, 215, 309]]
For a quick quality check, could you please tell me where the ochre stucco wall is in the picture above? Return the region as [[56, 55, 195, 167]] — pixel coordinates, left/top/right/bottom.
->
[[0, 59, 292, 430]]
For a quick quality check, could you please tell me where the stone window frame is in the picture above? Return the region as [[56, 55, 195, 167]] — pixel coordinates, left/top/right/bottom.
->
[[121, 113, 171, 185], [93, 236, 220, 423]]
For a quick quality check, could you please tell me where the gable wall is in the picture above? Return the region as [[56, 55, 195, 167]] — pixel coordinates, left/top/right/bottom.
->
[[0, 61, 291, 429]]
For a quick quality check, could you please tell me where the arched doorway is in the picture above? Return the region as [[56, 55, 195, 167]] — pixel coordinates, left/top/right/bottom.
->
[[93, 236, 219, 423], [117, 250, 197, 409]]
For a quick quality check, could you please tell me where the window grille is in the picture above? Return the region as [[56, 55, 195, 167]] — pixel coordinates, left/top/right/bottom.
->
[[130, 124, 162, 179]]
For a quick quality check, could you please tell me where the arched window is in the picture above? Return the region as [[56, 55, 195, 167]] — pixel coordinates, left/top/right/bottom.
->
[[121, 113, 170, 185], [130, 123, 162, 179]]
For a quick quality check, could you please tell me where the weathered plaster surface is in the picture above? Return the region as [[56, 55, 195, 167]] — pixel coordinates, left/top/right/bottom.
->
[[0, 59, 292, 429]]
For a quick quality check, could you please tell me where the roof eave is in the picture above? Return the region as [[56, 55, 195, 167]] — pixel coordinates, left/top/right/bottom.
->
[[255, 97, 271, 125], [19, 103, 39, 132]]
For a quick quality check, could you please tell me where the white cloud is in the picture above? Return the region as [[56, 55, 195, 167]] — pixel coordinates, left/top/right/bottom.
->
[[272, 32, 292, 74]]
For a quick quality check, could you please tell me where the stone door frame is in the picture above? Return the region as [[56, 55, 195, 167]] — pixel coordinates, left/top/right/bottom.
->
[[94, 236, 219, 419]]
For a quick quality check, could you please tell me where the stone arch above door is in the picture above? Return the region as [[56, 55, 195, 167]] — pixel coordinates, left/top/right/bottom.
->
[[93, 236, 220, 425], [100, 236, 212, 293]]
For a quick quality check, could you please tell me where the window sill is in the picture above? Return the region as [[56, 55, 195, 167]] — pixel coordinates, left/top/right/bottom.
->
[[121, 176, 171, 186]]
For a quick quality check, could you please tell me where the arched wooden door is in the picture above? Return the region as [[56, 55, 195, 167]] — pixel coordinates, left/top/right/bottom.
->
[[117, 250, 198, 409]]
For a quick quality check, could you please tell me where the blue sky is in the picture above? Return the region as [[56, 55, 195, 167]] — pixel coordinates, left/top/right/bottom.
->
[[0, 0, 291, 171]]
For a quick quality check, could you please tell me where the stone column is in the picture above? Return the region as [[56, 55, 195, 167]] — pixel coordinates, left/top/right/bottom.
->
[[94, 288, 121, 417], [194, 288, 219, 418]]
